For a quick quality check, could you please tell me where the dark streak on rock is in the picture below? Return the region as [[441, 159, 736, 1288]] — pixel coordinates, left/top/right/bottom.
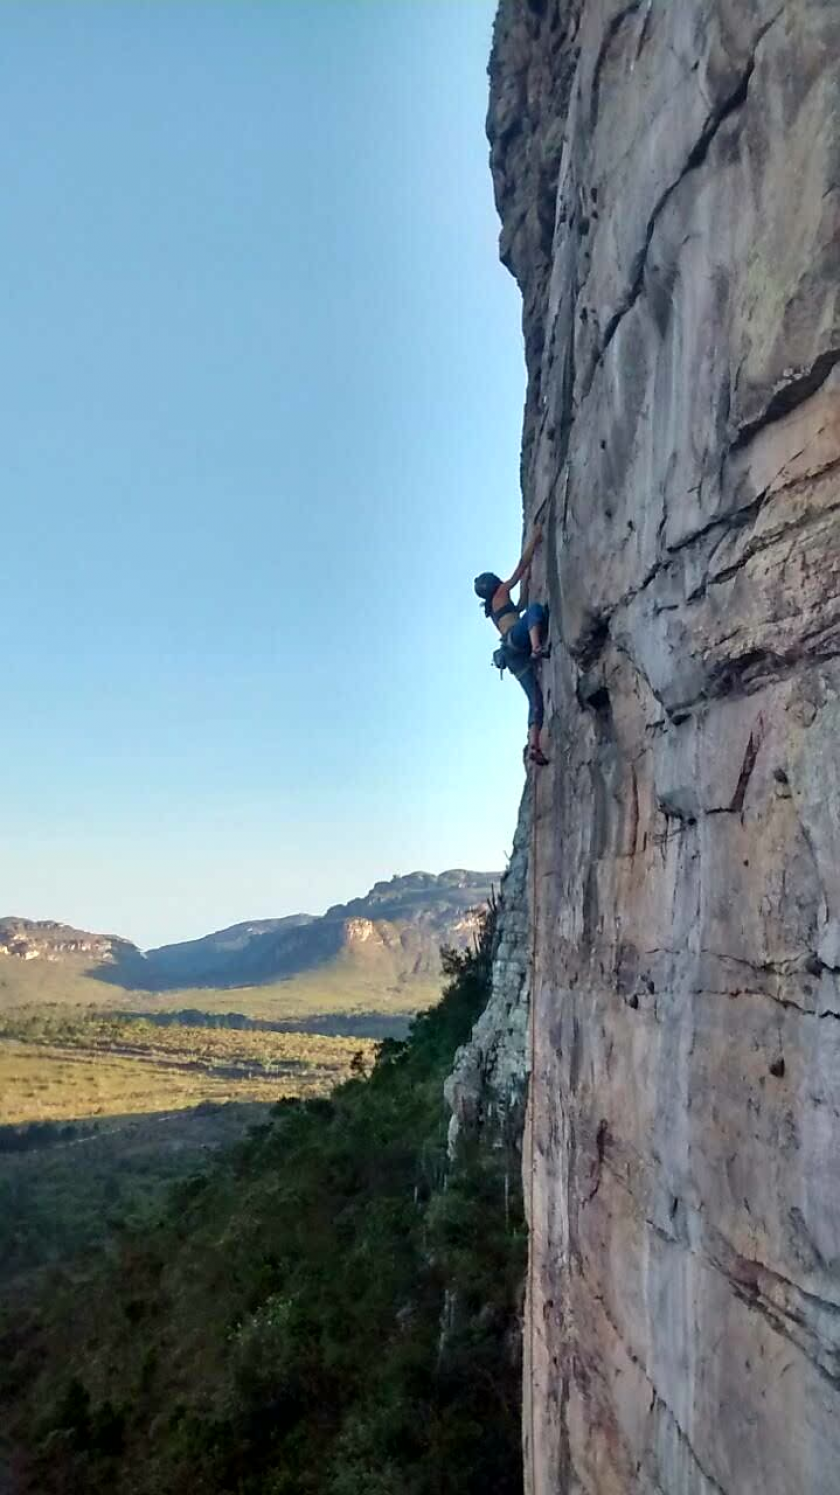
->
[[589, 1, 642, 133], [595, 55, 756, 371], [733, 348, 840, 453], [588, 12, 783, 398], [728, 716, 765, 815]]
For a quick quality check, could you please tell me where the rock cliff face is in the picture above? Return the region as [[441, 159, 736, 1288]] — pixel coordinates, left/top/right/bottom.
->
[[485, 2, 840, 1491], [446, 802, 532, 1154], [139, 870, 498, 990], [0, 918, 136, 964]]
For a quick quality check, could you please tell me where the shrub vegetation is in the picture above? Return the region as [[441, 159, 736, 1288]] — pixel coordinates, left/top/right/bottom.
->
[[4, 910, 525, 1495]]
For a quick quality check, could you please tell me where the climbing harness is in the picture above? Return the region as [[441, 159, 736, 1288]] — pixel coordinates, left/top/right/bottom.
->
[[491, 639, 524, 680], [492, 601, 552, 682], [493, 644, 510, 678], [493, 638, 552, 680]]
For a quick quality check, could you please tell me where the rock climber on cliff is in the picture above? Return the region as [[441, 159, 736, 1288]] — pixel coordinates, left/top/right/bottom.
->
[[474, 523, 550, 767]]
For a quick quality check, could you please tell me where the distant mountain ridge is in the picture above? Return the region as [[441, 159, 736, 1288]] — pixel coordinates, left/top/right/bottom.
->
[[0, 917, 136, 965], [0, 870, 501, 999]]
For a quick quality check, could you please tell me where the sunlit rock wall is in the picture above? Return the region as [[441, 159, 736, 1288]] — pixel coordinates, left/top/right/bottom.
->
[[446, 797, 531, 1154], [488, 2, 840, 1490]]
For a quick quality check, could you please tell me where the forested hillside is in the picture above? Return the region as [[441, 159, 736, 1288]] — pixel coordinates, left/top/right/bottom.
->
[[2, 912, 525, 1495]]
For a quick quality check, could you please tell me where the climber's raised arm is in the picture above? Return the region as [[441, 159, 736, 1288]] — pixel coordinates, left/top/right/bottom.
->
[[472, 525, 550, 770], [504, 523, 542, 591]]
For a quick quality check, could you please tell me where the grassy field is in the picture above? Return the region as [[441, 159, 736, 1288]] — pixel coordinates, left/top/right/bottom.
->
[[0, 951, 439, 1024], [0, 1007, 377, 1287], [0, 1009, 376, 1126], [0, 947, 431, 1292], [0, 1035, 371, 1127]]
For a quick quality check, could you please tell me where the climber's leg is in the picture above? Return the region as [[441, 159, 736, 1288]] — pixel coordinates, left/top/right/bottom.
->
[[516, 664, 543, 724], [522, 602, 550, 658], [507, 602, 548, 658], [528, 726, 549, 767], [517, 666, 548, 766]]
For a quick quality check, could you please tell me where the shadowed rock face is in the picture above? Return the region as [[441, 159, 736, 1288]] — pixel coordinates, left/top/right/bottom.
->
[[136, 871, 498, 989], [486, 2, 840, 1491], [0, 874, 500, 1000]]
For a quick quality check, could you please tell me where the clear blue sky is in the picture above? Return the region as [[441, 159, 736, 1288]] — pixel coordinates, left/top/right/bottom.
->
[[1, 0, 527, 948]]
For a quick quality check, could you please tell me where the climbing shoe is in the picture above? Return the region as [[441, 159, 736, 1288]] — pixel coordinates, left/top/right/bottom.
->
[[527, 744, 550, 767]]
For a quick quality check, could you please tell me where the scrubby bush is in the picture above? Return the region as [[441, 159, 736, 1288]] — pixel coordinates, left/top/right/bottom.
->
[[12, 905, 525, 1495]]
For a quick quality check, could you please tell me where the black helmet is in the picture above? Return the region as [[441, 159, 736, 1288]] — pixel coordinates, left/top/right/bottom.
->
[[474, 572, 501, 602]]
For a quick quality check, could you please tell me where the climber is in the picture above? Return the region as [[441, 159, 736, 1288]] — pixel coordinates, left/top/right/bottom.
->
[[474, 524, 550, 767]]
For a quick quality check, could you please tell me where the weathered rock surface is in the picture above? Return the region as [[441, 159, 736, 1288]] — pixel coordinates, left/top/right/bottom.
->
[[487, 2, 840, 1490], [446, 800, 532, 1153], [0, 917, 136, 964], [142, 869, 498, 989], [1, 873, 498, 1003]]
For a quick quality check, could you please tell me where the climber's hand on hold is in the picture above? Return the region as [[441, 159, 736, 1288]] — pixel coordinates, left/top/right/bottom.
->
[[506, 523, 543, 590]]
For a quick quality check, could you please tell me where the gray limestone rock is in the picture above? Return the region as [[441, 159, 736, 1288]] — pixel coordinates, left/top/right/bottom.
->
[[445, 798, 532, 1155], [485, 1, 840, 1491]]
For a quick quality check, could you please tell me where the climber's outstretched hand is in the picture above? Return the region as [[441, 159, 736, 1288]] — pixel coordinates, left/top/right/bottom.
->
[[505, 522, 543, 590]]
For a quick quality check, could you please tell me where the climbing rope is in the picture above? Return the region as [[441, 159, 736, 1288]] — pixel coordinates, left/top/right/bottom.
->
[[524, 478, 560, 1490], [526, 736, 541, 1490]]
